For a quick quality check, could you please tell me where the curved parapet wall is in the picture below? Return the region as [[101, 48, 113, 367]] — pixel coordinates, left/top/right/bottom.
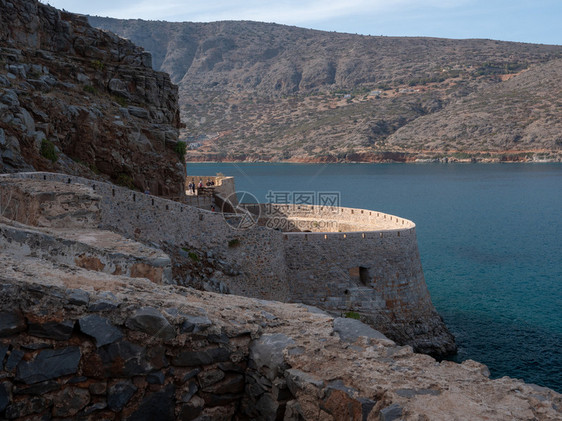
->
[[245, 203, 415, 233], [0, 172, 455, 355]]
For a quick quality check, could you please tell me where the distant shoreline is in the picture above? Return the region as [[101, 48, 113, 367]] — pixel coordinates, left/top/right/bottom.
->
[[186, 150, 561, 164], [186, 157, 562, 164]]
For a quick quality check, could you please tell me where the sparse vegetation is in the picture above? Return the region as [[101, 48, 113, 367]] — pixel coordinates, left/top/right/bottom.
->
[[91, 59, 105, 71], [113, 95, 128, 107], [228, 238, 240, 248], [90, 18, 562, 162], [40, 139, 57, 163], [174, 141, 187, 161], [344, 311, 361, 320], [115, 173, 135, 189], [83, 85, 97, 94]]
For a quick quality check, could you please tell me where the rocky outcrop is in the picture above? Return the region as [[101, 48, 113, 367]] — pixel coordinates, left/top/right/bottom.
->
[[0, 0, 185, 196]]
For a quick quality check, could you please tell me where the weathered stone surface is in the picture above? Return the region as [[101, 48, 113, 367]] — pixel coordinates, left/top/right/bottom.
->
[[84, 401, 108, 414], [178, 396, 204, 420], [127, 384, 175, 421], [182, 368, 201, 383], [125, 307, 176, 340], [21, 342, 51, 351], [179, 381, 198, 403], [0, 344, 7, 363], [51, 387, 90, 417], [250, 333, 294, 381], [173, 347, 231, 367], [0, 174, 561, 421], [284, 399, 305, 421], [15, 346, 81, 384], [107, 380, 137, 411], [395, 388, 440, 398], [204, 374, 245, 395], [98, 340, 151, 377], [147, 371, 165, 385], [0, 311, 26, 337], [88, 292, 119, 312], [89, 381, 107, 395], [67, 288, 90, 306], [321, 385, 371, 421], [198, 369, 225, 389], [380, 403, 403, 421], [199, 392, 241, 407], [4, 396, 49, 419], [273, 378, 293, 401], [146, 344, 169, 369], [127, 106, 150, 119], [28, 319, 74, 340], [255, 393, 282, 419], [79, 314, 123, 347], [4, 349, 24, 372], [0, 383, 9, 413], [180, 314, 212, 333], [333, 317, 389, 343], [13, 380, 59, 395], [285, 369, 325, 396]]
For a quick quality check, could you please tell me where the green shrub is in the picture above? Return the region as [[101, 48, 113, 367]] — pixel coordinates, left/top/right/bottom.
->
[[83, 85, 96, 94], [40, 139, 57, 163], [188, 251, 199, 261], [115, 173, 134, 189], [228, 238, 240, 248], [174, 141, 187, 161], [113, 95, 128, 107], [92, 59, 105, 71], [344, 311, 361, 320]]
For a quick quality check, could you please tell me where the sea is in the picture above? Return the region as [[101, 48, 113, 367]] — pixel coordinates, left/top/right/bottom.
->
[[187, 162, 562, 392]]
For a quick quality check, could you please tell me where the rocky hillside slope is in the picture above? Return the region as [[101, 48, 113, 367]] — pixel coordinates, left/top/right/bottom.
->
[[0, 0, 185, 196], [89, 18, 562, 162]]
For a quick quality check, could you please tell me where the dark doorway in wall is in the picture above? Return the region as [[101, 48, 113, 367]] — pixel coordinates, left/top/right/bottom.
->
[[349, 266, 370, 286]]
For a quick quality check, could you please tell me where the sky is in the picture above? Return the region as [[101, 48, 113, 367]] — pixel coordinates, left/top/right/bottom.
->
[[42, 0, 561, 45]]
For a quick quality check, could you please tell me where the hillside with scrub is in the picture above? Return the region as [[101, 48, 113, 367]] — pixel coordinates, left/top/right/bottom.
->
[[89, 18, 562, 162]]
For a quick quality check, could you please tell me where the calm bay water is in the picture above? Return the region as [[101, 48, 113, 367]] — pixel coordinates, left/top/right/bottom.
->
[[187, 162, 562, 392]]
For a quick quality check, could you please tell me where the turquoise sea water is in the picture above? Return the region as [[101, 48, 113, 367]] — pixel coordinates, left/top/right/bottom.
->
[[187, 162, 562, 392]]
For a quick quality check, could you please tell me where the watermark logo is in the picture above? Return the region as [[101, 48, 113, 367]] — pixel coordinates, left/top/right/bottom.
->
[[264, 191, 341, 211], [221, 190, 342, 232], [221, 191, 261, 231]]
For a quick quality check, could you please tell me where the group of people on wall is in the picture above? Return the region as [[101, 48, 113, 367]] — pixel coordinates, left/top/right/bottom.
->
[[187, 179, 216, 195]]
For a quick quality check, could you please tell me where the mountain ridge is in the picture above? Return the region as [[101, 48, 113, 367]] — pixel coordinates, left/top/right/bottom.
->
[[89, 17, 562, 162]]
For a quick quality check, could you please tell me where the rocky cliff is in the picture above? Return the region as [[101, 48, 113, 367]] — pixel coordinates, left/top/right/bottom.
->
[[0, 0, 185, 196], [89, 18, 562, 162]]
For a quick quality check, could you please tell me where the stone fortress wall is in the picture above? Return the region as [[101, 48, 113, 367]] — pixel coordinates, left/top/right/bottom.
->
[[0, 172, 454, 354], [245, 202, 454, 354]]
